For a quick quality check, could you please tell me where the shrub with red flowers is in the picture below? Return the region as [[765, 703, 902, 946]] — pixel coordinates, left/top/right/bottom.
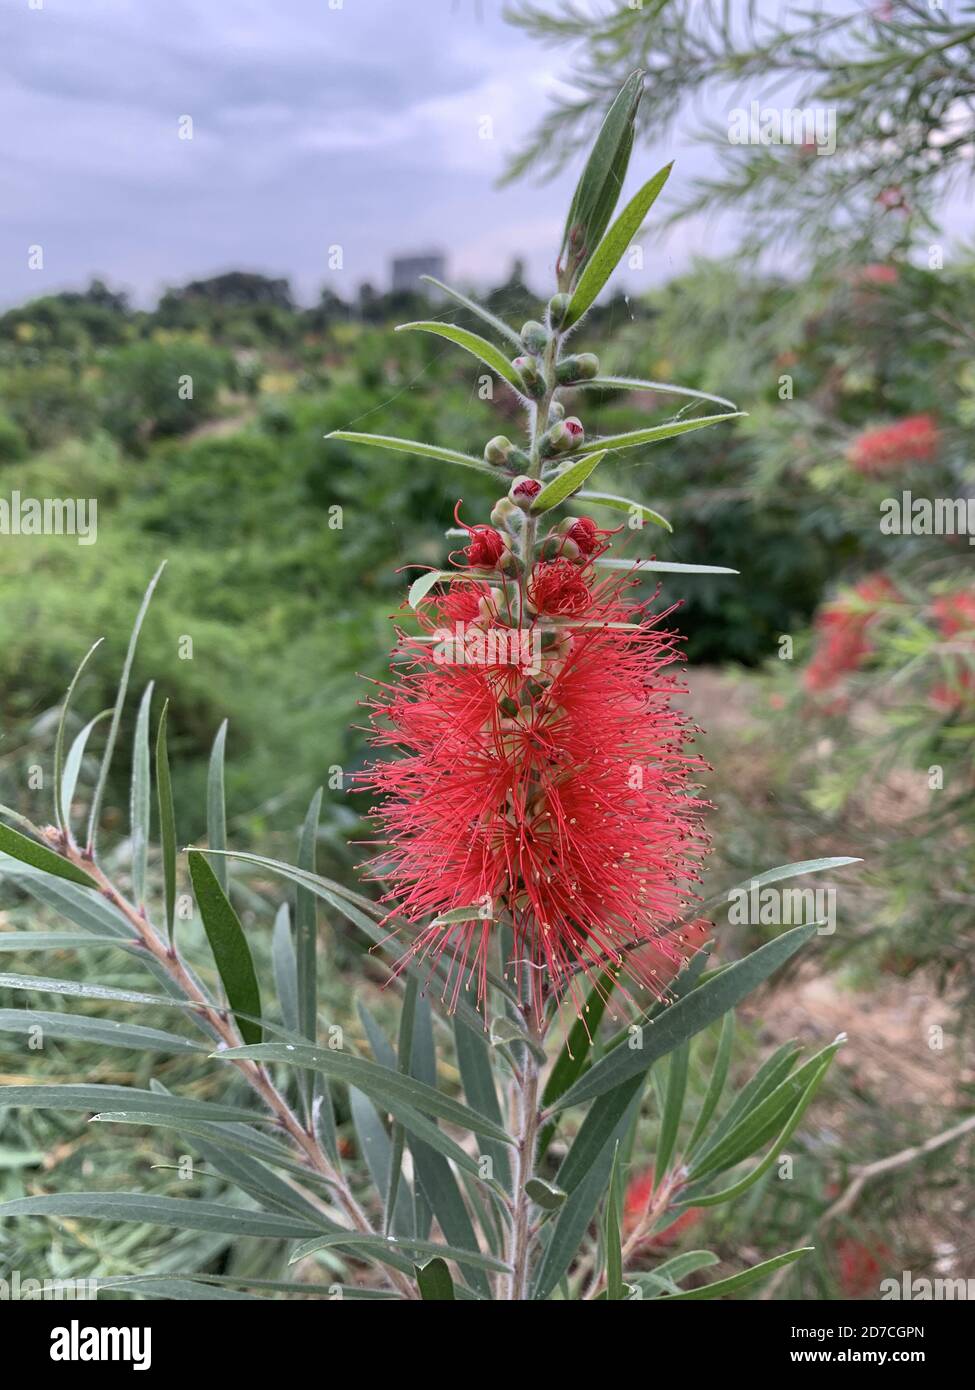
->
[[804, 574, 902, 696], [847, 414, 940, 476], [0, 71, 851, 1305]]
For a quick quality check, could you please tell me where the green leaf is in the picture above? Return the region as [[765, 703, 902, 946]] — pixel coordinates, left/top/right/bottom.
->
[[0, 932, 130, 952], [531, 450, 607, 513], [538, 968, 617, 1162], [685, 1011, 735, 1154], [684, 1056, 835, 1208], [102, 1277, 265, 1301], [575, 490, 671, 531], [558, 69, 644, 290], [188, 850, 262, 1046], [0, 1192, 320, 1241], [453, 1015, 511, 1192], [395, 321, 524, 391], [86, 562, 165, 853], [633, 1249, 720, 1294], [702, 856, 862, 917], [53, 636, 104, 835], [296, 789, 322, 1047], [595, 557, 738, 576], [580, 376, 737, 411], [0, 823, 95, 889], [129, 682, 154, 905], [655, 1247, 813, 1300], [579, 411, 745, 460], [61, 709, 110, 832], [533, 1082, 643, 1299], [289, 1231, 510, 1277], [554, 924, 819, 1110], [272, 903, 298, 1033], [0, 972, 200, 1010], [604, 1141, 625, 1300], [325, 431, 495, 476], [216, 1043, 512, 1146], [206, 719, 229, 894], [419, 276, 521, 347], [0, 1009, 205, 1055], [415, 1256, 455, 1300], [655, 1040, 690, 1178], [155, 701, 177, 942], [0, 1083, 258, 1122], [565, 163, 672, 327]]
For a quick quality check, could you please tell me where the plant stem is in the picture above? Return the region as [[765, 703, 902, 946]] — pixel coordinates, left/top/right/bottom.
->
[[504, 1011, 544, 1300], [70, 846, 416, 1299]]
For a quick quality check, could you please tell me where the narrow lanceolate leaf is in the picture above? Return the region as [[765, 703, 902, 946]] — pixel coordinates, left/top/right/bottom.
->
[[538, 968, 617, 1162], [289, 1232, 509, 1277], [394, 321, 524, 392], [188, 851, 262, 1046], [325, 431, 495, 476], [60, 710, 110, 832], [0, 1009, 205, 1056], [554, 923, 819, 1110], [0, 823, 95, 889], [272, 903, 299, 1034], [53, 637, 103, 836], [130, 681, 154, 906], [564, 163, 672, 327], [701, 856, 862, 917], [558, 69, 644, 290], [595, 557, 738, 576], [655, 1248, 813, 1300], [575, 490, 671, 532], [655, 1041, 690, 1179], [531, 450, 607, 514], [686, 1011, 736, 1155], [215, 1044, 512, 1146], [207, 720, 229, 894], [604, 1141, 625, 1300], [419, 276, 521, 348], [86, 561, 165, 853], [580, 376, 738, 412], [579, 412, 745, 461], [0, 1193, 320, 1242], [0, 1083, 258, 1123], [415, 1256, 455, 1301], [0, 932, 129, 952], [296, 789, 322, 1050], [155, 701, 177, 942]]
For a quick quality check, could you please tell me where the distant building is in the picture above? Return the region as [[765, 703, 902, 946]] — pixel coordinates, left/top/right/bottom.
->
[[391, 251, 446, 295]]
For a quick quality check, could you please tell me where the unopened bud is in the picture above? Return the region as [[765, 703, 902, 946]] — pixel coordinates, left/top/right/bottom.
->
[[556, 353, 599, 385], [548, 400, 566, 424], [512, 355, 546, 399], [509, 476, 543, 511], [490, 497, 519, 529], [484, 434, 514, 466], [497, 549, 523, 577], [548, 293, 571, 328], [541, 417, 585, 457], [520, 320, 548, 355]]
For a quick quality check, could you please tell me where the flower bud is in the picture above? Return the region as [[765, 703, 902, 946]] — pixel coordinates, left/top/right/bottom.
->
[[540, 533, 581, 562], [548, 400, 566, 425], [497, 549, 523, 577], [555, 353, 599, 385], [541, 416, 585, 457], [548, 293, 571, 328], [490, 497, 519, 530], [484, 435, 514, 467], [520, 320, 548, 355], [509, 476, 543, 511]]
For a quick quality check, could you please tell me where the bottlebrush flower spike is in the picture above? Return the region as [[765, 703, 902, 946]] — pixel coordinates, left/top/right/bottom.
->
[[847, 414, 940, 475], [357, 544, 710, 1016], [804, 573, 901, 694]]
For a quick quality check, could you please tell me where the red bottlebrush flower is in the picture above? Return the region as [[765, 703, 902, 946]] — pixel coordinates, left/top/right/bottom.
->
[[565, 516, 599, 556], [624, 1167, 702, 1250], [527, 557, 591, 616], [835, 1237, 891, 1298], [453, 502, 506, 569], [804, 574, 900, 694], [931, 590, 975, 639], [855, 263, 899, 286], [847, 415, 940, 476], [357, 549, 709, 1013]]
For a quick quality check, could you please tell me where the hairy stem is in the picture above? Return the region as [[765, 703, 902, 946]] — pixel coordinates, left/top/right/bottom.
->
[[70, 845, 416, 1299]]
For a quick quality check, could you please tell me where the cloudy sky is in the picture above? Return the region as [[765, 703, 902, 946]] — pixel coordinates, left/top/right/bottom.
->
[[1, 0, 965, 310], [1, 0, 748, 308]]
